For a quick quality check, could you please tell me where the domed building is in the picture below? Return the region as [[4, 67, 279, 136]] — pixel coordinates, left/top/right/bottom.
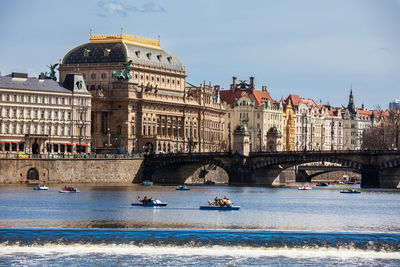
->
[[59, 29, 226, 153]]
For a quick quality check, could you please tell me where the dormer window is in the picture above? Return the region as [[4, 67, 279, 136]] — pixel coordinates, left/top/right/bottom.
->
[[167, 56, 172, 63], [83, 49, 91, 57], [104, 48, 111, 57], [146, 52, 152, 59], [157, 54, 162, 61], [135, 50, 140, 57]]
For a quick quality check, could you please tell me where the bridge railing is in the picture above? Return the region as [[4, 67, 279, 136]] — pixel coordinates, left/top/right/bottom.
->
[[249, 150, 400, 156]]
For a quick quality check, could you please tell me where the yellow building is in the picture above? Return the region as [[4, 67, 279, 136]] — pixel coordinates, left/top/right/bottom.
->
[[59, 29, 226, 153], [220, 77, 283, 152], [283, 98, 296, 151]]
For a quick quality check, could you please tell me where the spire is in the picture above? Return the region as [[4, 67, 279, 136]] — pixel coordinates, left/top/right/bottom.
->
[[348, 86, 356, 114]]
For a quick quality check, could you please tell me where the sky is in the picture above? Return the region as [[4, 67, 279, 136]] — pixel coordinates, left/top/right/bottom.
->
[[0, 0, 399, 109]]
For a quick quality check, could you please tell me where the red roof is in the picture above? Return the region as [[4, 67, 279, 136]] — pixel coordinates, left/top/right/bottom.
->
[[220, 89, 274, 108], [285, 94, 301, 106]]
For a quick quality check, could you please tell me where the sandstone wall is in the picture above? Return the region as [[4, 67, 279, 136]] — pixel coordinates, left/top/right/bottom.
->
[[0, 158, 144, 184]]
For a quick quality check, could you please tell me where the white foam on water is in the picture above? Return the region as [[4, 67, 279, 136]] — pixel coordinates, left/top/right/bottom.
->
[[0, 244, 399, 260]]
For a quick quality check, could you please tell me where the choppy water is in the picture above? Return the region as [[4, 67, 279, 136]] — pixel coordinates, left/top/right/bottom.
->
[[1, 184, 400, 266]]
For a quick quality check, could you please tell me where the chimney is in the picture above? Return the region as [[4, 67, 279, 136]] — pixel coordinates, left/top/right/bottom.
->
[[262, 85, 268, 92], [249, 77, 254, 90], [232, 76, 237, 91]]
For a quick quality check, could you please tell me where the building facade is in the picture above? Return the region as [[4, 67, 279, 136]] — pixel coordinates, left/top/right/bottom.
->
[[341, 89, 375, 150], [59, 30, 226, 153], [220, 77, 283, 152], [0, 72, 91, 156]]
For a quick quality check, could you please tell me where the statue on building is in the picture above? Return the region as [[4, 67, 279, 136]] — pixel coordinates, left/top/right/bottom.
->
[[40, 63, 58, 81], [234, 98, 238, 106], [112, 60, 133, 80]]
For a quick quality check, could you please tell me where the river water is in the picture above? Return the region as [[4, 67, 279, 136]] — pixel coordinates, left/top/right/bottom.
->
[[1, 184, 399, 266]]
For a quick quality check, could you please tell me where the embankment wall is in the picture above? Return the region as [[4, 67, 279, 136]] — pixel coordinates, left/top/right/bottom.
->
[[0, 159, 144, 184]]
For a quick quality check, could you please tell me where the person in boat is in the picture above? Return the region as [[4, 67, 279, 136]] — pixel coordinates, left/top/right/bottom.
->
[[64, 185, 68, 191], [138, 196, 153, 204]]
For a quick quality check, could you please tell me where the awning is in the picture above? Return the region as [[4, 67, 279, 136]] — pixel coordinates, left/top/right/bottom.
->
[[78, 144, 89, 146]]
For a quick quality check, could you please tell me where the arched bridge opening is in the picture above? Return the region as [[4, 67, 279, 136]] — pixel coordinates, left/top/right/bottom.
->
[[250, 155, 364, 186], [144, 157, 230, 185]]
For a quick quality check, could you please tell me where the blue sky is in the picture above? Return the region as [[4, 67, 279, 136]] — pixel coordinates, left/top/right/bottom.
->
[[0, 0, 399, 109]]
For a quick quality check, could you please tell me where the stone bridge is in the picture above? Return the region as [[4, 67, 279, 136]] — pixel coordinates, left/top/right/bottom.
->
[[144, 151, 400, 188]]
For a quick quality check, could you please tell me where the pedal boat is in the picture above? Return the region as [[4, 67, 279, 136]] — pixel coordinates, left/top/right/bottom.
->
[[33, 185, 49, 190], [58, 189, 80, 193], [298, 185, 312, 190], [131, 200, 167, 207], [176, 185, 190, 191], [340, 189, 361, 194], [199, 204, 240, 210]]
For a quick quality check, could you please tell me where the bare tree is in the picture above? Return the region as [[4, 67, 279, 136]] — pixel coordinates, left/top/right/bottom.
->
[[362, 108, 400, 150]]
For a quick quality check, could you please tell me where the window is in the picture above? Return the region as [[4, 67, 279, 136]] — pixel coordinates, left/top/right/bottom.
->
[[27, 95, 31, 103], [48, 96, 51, 104], [12, 109, 16, 118], [67, 112, 71, 120], [167, 79, 169, 84], [61, 98, 65, 105], [141, 75, 143, 80], [34, 96, 38, 103], [54, 111, 58, 120], [18, 109, 23, 118], [101, 73, 107, 79], [55, 97, 59, 104], [61, 111, 65, 120], [33, 109, 37, 119], [91, 73, 96, 79], [13, 95, 17, 102], [47, 111, 51, 119]]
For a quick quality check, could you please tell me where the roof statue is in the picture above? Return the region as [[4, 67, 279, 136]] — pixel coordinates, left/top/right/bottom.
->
[[40, 63, 58, 81], [112, 60, 133, 81]]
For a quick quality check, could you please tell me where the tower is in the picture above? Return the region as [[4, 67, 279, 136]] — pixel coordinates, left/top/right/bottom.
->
[[348, 87, 356, 114]]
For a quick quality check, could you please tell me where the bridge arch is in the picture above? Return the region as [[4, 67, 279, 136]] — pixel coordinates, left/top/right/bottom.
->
[[144, 155, 231, 184], [250, 155, 363, 185]]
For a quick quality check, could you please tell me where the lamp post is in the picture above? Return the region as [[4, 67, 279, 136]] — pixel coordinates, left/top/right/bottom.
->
[[228, 122, 231, 153], [331, 118, 334, 151], [48, 125, 51, 158], [188, 123, 193, 154]]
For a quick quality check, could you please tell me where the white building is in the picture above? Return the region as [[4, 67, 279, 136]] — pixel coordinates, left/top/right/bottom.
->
[[341, 89, 374, 150], [0, 72, 91, 157]]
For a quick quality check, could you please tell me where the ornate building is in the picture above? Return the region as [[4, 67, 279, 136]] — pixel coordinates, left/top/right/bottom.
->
[[59, 29, 226, 153], [341, 89, 375, 150], [0, 72, 91, 156], [220, 77, 283, 152]]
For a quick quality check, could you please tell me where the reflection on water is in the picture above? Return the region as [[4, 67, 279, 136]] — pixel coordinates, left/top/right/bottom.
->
[[0, 184, 400, 232]]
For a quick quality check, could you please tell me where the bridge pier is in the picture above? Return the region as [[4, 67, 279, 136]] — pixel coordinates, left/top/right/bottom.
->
[[360, 165, 380, 188]]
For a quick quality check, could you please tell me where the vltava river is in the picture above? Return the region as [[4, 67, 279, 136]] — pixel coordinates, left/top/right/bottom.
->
[[1, 184, 399, 266]]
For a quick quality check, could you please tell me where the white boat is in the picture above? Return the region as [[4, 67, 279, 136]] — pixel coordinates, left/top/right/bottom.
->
[[33, 185, 49, 190], [131, 199, 167, 207], [59, 189, 80, 193], [199, 204, 240, 210], [298, 185, 312, 190]]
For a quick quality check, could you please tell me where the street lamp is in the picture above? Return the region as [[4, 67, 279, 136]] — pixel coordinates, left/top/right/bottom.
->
[[228, 122, 231, 153], [48, 125, 51, 158]]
